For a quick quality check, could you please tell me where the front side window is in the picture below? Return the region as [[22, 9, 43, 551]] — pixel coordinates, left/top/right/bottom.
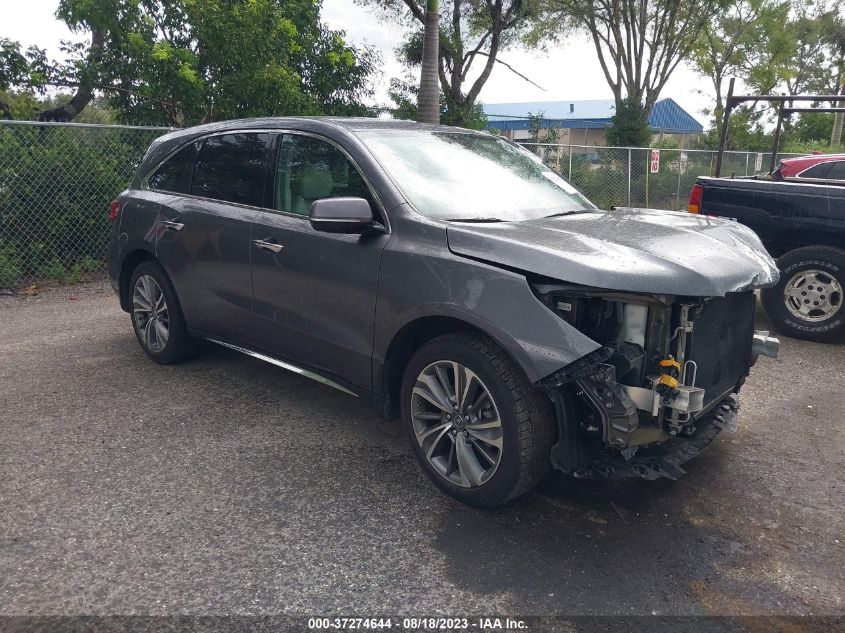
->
[[274, 134, 375, 216], [357, 130, 594, 221], [192, 133, 274, 206], [148, 142, 199, 193]]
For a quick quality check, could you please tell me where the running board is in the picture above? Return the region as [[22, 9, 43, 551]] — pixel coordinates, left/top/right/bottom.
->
[[206, 338, 357, 397]]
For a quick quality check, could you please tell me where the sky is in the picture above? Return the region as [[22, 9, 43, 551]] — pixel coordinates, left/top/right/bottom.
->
[[1, 0, 714, 126]]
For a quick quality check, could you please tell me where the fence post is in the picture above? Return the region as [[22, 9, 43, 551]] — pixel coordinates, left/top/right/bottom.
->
[[568, 147, 573, 179], [745, 153, 750, 176], [675, 151, 682, 210], [627, 148, 632, 206]]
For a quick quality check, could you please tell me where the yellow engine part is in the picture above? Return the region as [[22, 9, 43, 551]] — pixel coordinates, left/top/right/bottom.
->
[[659, 357, 681, 373], [657, 373, 680, 390]]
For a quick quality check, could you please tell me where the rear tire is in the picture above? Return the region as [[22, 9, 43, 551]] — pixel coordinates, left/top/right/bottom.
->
[[129, 260, 200, 364], [761, 246, 845, 342], [401, 332, 554, 508]]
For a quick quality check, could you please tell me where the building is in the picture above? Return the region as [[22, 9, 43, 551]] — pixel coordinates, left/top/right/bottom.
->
[[483, 98, 704, 147]]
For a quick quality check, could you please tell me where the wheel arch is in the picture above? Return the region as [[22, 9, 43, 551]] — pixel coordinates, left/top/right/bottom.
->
[[118, 248, 157, 312], [375, 313, 535, 420]]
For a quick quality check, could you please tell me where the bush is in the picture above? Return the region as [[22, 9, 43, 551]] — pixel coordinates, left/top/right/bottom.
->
[[0, 239, 23, 288], [0, 123, 163, 287]]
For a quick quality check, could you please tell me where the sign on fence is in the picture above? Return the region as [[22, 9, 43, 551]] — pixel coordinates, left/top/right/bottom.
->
[[650, 149, 660, 174], [755, 153, 764, 172]]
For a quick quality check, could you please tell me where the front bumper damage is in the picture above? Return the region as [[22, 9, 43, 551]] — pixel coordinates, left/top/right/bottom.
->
[[538, 328, 777, 482], [573, 394, 739, 480]]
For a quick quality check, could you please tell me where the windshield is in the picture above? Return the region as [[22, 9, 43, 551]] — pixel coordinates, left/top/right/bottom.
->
[[357, 130, 595, 221]]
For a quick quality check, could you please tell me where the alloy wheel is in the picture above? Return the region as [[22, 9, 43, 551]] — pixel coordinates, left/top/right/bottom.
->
[[133, 274, 170, 352], [783, 269, 842, 323], [410, 360, 503, 488]]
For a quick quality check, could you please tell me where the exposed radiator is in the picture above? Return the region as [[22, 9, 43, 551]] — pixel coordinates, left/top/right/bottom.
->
[[687, 292, 756, 408]]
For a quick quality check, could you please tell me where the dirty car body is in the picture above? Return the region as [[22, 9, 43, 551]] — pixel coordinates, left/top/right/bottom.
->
[[108, 118, 780, 506]]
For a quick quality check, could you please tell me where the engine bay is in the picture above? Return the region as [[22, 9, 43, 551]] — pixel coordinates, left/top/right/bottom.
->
[[531, 281, 779, 471]]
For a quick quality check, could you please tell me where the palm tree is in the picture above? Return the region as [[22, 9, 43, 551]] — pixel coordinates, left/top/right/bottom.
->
[[417, 0, 440, 124]]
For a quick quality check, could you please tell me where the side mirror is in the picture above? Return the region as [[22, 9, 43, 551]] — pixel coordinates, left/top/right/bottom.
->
[[309, 197, 375, 234]]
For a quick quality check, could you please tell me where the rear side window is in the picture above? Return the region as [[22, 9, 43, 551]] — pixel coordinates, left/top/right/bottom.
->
[[799, 162, 833, 179], [148, 142, 199, 193], [825, 161, 845, 181], [192, 133, 274, 206]]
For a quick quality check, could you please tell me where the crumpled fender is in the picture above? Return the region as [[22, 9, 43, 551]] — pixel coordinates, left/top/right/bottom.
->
[[373, 243, 602, 384]]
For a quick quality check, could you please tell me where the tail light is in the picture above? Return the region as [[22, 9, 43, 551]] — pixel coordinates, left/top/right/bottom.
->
[[108, 199, 121, 221], [687, 184, 703, 214]]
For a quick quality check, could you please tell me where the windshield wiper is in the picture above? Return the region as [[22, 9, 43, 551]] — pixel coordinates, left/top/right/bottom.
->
[[443, 217, 506, 223], [538, 209, 596, 219]]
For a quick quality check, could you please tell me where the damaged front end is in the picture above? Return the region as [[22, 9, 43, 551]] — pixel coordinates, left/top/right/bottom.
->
[[532, 282, 779, 480]]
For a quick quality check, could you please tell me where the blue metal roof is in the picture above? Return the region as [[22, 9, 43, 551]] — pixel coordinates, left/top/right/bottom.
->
[[483, 98, 703, 133]]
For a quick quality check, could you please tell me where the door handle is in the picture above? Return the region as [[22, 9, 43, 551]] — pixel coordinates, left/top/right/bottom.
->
[[162, 220, 184, 231], [253, 238, 284, 253]]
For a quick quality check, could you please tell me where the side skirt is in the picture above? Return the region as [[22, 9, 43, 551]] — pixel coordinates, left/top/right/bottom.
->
[[199, 335, 360, 398]]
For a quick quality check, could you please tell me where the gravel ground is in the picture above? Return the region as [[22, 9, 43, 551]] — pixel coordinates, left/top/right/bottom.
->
[[0, 281, 843, 619]]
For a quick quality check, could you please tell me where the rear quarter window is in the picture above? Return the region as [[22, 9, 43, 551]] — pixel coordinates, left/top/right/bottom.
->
[[147, 142, 200, 193]]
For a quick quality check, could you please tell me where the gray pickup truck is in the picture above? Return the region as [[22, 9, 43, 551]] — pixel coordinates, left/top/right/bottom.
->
[[690, 176, 845, 341]]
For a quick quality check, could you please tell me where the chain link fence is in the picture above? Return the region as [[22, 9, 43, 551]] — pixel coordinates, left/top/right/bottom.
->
[[0, 120, 803, 289], [0, 120, 172, 289], [523, 143, 801, 211]]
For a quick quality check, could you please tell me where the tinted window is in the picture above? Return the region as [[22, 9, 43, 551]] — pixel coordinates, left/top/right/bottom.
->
[[825, 161, 845, 181], [274, 134, 375, 216], [148, 142, 199, 193], [800, 162, 833, 179], [192, 133, 274, 206]]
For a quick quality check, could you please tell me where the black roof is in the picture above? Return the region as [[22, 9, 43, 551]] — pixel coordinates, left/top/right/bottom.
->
[[134, 116, 483, 187]]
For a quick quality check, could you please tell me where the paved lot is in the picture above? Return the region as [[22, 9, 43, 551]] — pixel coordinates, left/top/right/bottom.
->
[[0, 281, 843, 618]]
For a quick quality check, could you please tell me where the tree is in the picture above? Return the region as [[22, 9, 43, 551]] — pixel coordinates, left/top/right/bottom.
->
[[541, 0, 723, 133], [364, 0, 543, 126], [0, 0, 378, 125], [824, 14, 845, 148], [418, 0, 441, 123], [690, 0, 792, 134], [606, 97, 651, 147], [387, 75, 488, 127]]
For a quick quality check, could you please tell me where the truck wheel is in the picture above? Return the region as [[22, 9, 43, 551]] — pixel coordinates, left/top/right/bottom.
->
[[761, 246, 845, 342], [401, 332, 554, 508]]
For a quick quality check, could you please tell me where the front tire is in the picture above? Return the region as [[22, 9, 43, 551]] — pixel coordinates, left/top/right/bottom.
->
[[761, 246, 845, 342], [129, 260, 199, 363], [401, 332, 554, 508]]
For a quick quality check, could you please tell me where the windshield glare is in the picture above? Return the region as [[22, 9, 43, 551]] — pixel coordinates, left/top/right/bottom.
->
[[358, 130, 595, 221]]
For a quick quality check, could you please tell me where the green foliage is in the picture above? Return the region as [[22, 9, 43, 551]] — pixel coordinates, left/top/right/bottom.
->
[[691, 0, 792, 113], [0, 124, 163, 286], [606, 97, 651, 147], [789, 112, 835, 146], [527, 111, 559, 143], [1, 0, 378, 124], [0, 239, 23, 288], [387, 76, 487, 129], [694, 0, 845, 144]]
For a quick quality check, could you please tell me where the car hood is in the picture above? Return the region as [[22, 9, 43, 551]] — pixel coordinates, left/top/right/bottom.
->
[[445, 208, 779, 296]]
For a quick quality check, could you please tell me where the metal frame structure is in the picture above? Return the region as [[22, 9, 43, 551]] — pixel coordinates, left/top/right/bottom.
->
[[715, 77, 845, 177]]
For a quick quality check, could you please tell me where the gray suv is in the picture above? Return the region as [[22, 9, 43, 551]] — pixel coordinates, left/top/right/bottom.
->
[[108, 118, 780, 507]]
